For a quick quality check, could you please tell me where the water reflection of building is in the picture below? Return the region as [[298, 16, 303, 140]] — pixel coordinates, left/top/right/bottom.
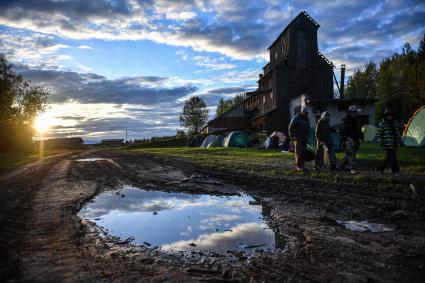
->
[[251, 198, 285, 250]]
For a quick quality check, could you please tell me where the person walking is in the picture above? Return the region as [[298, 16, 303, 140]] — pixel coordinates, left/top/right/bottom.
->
[[340, 105, 363, 173], [376, 109, 403, 176], [289, 106, 310, 171], [314, 111, 337, 171]]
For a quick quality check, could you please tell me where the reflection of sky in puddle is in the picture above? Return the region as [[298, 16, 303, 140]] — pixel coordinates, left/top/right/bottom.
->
[[78, 185, 280, 254], [76, 158, 110, 162]]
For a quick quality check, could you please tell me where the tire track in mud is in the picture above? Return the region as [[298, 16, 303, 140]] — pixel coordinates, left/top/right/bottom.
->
[[0, 153, 78, 281], [18, 159, 97, 281]]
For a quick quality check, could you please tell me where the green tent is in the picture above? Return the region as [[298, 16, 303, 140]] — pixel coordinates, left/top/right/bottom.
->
[[362, 125, 377, 142], [223, 131, 249, 147], [207, 135, 225, 148], [404, 106, 425, 147]]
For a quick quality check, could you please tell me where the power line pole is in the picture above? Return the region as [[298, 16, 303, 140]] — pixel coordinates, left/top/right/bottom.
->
[[125, 129, 128, 143]]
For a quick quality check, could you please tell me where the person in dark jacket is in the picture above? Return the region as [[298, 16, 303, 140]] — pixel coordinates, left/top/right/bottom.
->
[[340, 105, 363, 172], [314, 111, 337, 170], [288, 106, 310, 171], [376, 109, 403, 176]]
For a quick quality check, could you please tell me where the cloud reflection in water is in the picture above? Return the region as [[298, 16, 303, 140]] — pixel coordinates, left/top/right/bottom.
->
[[78, 185, 279, 254]]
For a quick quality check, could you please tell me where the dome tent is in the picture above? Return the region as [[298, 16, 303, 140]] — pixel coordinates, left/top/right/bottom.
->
[[223, 131, 249, 147], [207, 135, 225, 148], [362, 125, 377, 142], [200, 135, 216, 148], [404, 106, 425, 147], [270, 131, 287, 146]]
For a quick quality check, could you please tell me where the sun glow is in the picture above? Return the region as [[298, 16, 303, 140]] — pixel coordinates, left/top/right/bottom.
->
[[34, 114, 55, 133]]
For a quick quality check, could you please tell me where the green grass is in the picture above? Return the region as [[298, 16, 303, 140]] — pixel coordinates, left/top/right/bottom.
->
[[0, 149, 69, 175], [340, 143, 425, 175], [129, 143, 425, 181]]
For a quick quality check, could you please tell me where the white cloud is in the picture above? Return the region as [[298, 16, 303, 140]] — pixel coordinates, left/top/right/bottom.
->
[[78, 45, 93, 49]]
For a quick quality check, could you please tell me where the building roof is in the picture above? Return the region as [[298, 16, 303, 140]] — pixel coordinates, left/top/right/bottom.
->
[[268, 11, 319, 50], [206, 102, 245, 127]]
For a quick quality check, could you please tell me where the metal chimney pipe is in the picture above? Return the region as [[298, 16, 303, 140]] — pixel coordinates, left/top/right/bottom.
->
[[340, 64, 346, 99]]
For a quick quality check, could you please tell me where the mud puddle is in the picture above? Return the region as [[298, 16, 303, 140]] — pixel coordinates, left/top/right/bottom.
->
[[78, 185, 280, 255]]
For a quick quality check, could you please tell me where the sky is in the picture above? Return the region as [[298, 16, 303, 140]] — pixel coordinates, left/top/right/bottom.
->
[[0, 0, 424, 141]]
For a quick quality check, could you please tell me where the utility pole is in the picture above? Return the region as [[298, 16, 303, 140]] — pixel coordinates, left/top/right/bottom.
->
[[125, 129, 128, 143]]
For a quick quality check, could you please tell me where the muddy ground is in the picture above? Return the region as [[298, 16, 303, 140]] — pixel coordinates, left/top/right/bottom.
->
[[0, 149, 424, 282]]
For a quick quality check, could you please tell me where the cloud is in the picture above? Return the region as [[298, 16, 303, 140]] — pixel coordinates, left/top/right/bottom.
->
[[78, 45, 93, 49], [203, 86, 248, 96], [3, 0, 425, 139], [0, 0, 423, 64], [192, 55, 237, 70], [15, 63, 201, 139], [162, 222, 275, 254], [16, 65, 197, 105], [0, 29, 70, 68]]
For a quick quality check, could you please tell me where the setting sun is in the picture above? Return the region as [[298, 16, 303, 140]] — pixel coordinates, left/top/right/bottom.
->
[[34, 114, 54, 133]]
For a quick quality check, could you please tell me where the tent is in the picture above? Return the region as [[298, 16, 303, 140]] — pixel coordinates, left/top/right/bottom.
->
[[404, 106, 425, 147], [207, 135, 225, 148], [200, 135, 216, 148], [270, 131, 287, 146], [223, 131, 249, 147], [188, 135, 205, 147], [362, 125, 377, 142], [262, 136, 272, 149]]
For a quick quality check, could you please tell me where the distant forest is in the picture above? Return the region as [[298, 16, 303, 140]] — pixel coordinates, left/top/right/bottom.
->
[[345, 34, 425, 123]]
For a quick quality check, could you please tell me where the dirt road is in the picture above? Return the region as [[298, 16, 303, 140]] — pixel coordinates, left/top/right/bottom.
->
[[1, 150, 424, 282]]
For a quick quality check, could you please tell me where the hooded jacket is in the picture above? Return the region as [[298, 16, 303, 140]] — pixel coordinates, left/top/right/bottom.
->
[[289, 113, 310, 142], [315, 118, 333, 147]]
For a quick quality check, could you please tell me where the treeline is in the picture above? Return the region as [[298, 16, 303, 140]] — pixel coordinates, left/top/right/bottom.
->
[[132, 130, 187, 144], [345, 34, 425, 123], [215, 93, 245, 117], [0, 55, 49, 153]]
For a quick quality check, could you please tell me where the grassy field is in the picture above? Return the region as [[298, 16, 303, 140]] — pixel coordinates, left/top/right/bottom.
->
[[0, 149, 68, 175], [130, 143, 425, 181]]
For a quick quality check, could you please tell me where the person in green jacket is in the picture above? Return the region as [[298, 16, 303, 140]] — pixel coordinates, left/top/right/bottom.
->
[[314, 111, 337, 171], [376, 109, 404, 176]]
